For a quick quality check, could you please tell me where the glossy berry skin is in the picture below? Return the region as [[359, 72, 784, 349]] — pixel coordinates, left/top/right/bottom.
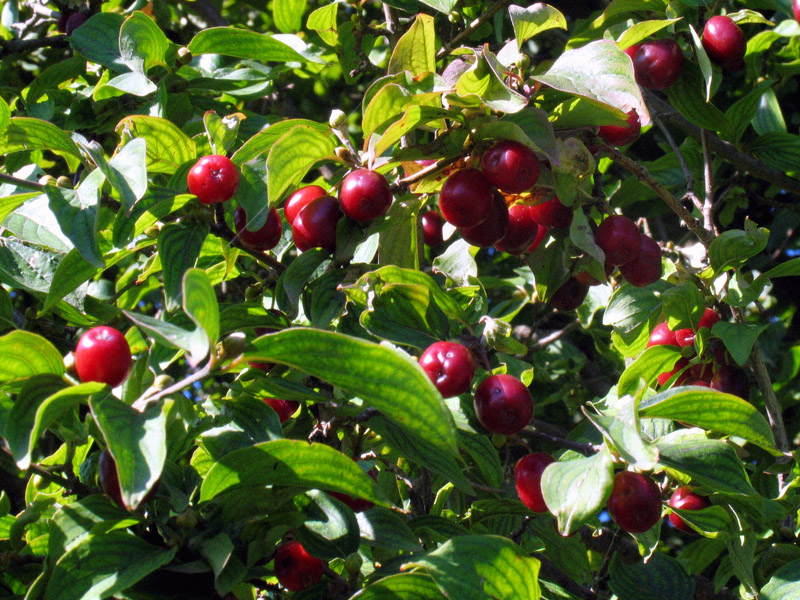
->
[[527, 196, 573, 229], [234, 206, 282, 251], [634, 39, 684, 90], [675, 308, 721, 347], [98, 450, 125, 507], [668, 487, 710, 533], [598, 110, 641, 147], [340, 169, 393, 222], [606, 471, 662, 534], [549, 278, 589, 311], [264, 399, 300, 423], [480, 140, 541, 194], [291, 196, 342, 253], [710, 365, 750, 399], [619, 234, 662, 287], [460, 191, 509, 248], [795, 0, 800, 24], [528, 225, 549, 252], [284, 185, 327, 225], [65, 12, 88, 35], [75, 326, 132, 387], [438, 168, 494, 228], [419, 341, 476, 398], [187, 155, 240, 205], [515, 452, 555, 513], [474, 374, 534, 435], [647, 321, 679, 348], [623, 43, 642, 61], [421, 210, 444, 247], [273, 541, 324, 592], [702, 16, 746, 68], [495, 204, 539, 255], [595, 215, 642, 266], [657, 357, 690, 387]]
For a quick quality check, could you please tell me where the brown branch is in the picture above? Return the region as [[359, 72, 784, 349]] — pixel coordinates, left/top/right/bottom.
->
[[517, 428, 598, 456], [700, 130, 717, 236], [436, 0, 512, 59], [0, 34, 69, 56], [0, 174, 45, 191], [645, 91, 800, 196], [0, 445, 93, 497]]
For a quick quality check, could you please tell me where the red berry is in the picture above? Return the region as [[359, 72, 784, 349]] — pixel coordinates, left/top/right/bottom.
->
[[99, 450, 125, 507], [438, 168, 494, 228], [595, 215, 642, 266], [284, 185, 327, 225], [623, 43, 642, 61], [264, 399, 300, 423], [495, 204, 540, 255], [702, 16, 746, 68], [710, 365, 750, 399], [340, 169, 393, 222], [187, 155, 240, 205], [606, 471, 662, 533], [619, 234, 662, 287], [528, 225, 549, 252], [515, 452, 555, 513], [419, 341, 477, 398], [648, 321, 679, 348], [273, 541, 324, 592], [474, 374, 534, 435], [421, 210, 444, 247], [683, 379, 711, 388], [674, 308, 721, 348], [634, 39, 684, 90], [795, 0, 800, 24], [657, 357, 690, 387], [598, 109, 641, 147], [459, 191, 509, 248], [549, 277, 589, 311], [234, 206, 282, 251], [75, 326, 132, 387], [291, 196, 342, 253], [527, 196, 573, 229], [668, 487, 710, 533], [480, 140, 541, 194], [65, 12, 88, 35]]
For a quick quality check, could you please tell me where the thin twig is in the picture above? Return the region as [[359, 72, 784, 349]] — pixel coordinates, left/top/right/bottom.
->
[[700, 129, 717, 236], [436, 0, 512, 59], [391, 154, 463, 192], [531, 321, 581, 349], [132, 361, 214, 410], [0, 173, 45, 191], [0, 446, 93, 497], [0, 34, 69, 56], [517, 428, 598, 456], [651, 116, 702, 213], [590, 529, 621, 596]]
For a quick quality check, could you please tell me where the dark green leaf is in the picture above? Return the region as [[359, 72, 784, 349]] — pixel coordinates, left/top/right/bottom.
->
[[296, 490, 360, 559], [608, 552, 694, 600], [708, 221, 769, 273], [618, 344, 682, 397], [509, 4, 567, 49], [604, 280, 671, 333], [761, 559, 800, 600], [276, 248, 329, 318], [182, 269, 220, 350], [455, 48, 527, 114], [749, 132, 800, 173], [158, 221, 208, 312], [0, 330, 64, 387], [351, 573, 443, 600], [356, 507, 423, 551], [660, 281, 705, 331], [119, 11, 172, 74], [115, 116, 196, 174], [188, 27, 323, 64], [69, 13, 127, 71], [44, 183, 103, 268], [711, 321, 768, 367]]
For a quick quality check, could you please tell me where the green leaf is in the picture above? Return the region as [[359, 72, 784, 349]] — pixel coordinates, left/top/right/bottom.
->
[[509, 3, 567, 50], [232, 118, 330, 165], [640, 386, 778, 454], [44, 183, 103, 269], [532, 39, 648, 126], [273, 0, 307, 33], [115, 116, 196, 174], [356, 507, 423, 551], [433, 239, 478, 282], [276, 248, 329, 318], [69, 13, 127, 71], [388, 14, 436, 76], [670, 504, 733, 538], [373, 105, 450, 157], [200, 439, 384, 504], [90, 394, 167, 510], [711, 321, 768, 367], [749, 132, 800, 173], [657, 435, 756, 496], [403, 535, 541, 600], [608, 552, 694, 600], [709, 220, 769, 273], [378, 193, 422, 270], [527, 233, 570, 303], [604, 280, 671, 333], [119, 11, 171, 74], [418, 0, 456, 13], [616, 18, 682, 49], [43, 530, 177, 600], [106, 138, 149, 212], [0, 330, 64, 387], [0, 118, 81, 159], [724, 80, 773, 144], [541, 448, 615, 536], [457, 430, 503, 489], [455, 48, 528, 114], [351, 573, 444, 600], [752, 88, 787, 136], [665, 63, 730, 138], [0, 96, 10, 135], [203, 111, 243, 156], [761, 559, 800, 600], [188, 27, 323, 64], [266, 125, 336, 206], [296, 490, 360, 559], [660, 281, 705, 331], [307, 3, 338, 46], [726, 529, 758, 596], [158, 221, 209, 312], [182, 269, 220, 351], [688, 24, 714, 103], [198, 532, 245, 596], [501, 107, 560, 164], [584, 411, 659, 471]]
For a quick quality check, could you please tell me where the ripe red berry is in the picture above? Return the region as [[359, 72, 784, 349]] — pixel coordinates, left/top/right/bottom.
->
[[528, 225, 549, 252], [264, 399, 300, 423], [515, 452, 555, 513], [460, 191, 509, 248], [474, 374, 534, 435], [595, 215, 642, 266], [273, 541, 324, 592], [284, 185, 327, 225], [598, 109, 641, 147], [549, 277, 589, 311], [438, 168, 494, 228], [606, 471, 662, 533], [623, 43, 642, 61], [421, 210, 445, 247], [648, 321, 678, 348], [98, 450, 125, 507], [633, 39, 684, 90], [75, 326, 132, 387], [702, 16, 746, 69], [674, 308, 721, 348], [234, 206, 282, 251], [710, 365, 750, 399], [291, 195, 342, 253], [480, 140, 541, 194], [187, 155, 240, 205], [65, 12, 88, 35], [668, 487, 710, 533], [495, 204, 540, 255], [419, 341, 477, 398], [527, 196, 573, 229], [795, 0, 800, 24], [340, 169, 393, 222], [657, 357, 690, 387], [618, 234, 662, 287]]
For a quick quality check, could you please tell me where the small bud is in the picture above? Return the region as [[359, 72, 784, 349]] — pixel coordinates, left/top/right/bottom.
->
[[220, 332, 246, 360], [329, 109, 347, 128], [64, 352, 78, 378], [39, 175, 57, 186], [152, 374, 175, 391], [344, 552, 363, 576], [491, 433, 507, 448], [245, 284, 262, 300], [144, 223, 163, 238], [517, 54, 530, 71], [56, 176, 72, 188], [335, 146, 355, 165], [177, 47, 193, 66]]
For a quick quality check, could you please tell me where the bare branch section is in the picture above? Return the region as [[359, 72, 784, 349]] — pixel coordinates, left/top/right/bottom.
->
[[0, 35, 69, 56], [436, 0, 513, 59]]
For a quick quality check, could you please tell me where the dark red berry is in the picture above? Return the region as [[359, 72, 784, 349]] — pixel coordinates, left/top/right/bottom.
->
[[674, 308, 721, 348], [421, 210, 444, 247], [598, 109, 641, 147], [794, 0, 800, 24], [634, 39, 684, 90], [549, 278, 589, 311], [710, 365, 749, 399], [438, 168, 494, 228], [273, 541, 324, 592], [702, 16, 746, 68], [606, 471, 662, 534], [595, 215, 642, 266], [668, 487, 710, 533], [339, 169, 393, 222], [284, 185, 327, 225], [474, 374, 533, 435], [65, 12, 88, 35], [480, 140, 541, 194], [528, 225, 549, 252], [495, 204, 540, 255], [527, 196, 573, 229], [99, 450, 125, 507], [264, 399, 299, 423], [234, 206, 282, 251], [419, 341, 477, 398], [619, 234, 662, 287], [574, 261, 613, 286], [648, 321, 679, 348], [623, 43, 642, 61], [657, 357, 690, 387], [460, 191, 509, 248], [515, 452, 555, 513], [291, 195, 342, 253]]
